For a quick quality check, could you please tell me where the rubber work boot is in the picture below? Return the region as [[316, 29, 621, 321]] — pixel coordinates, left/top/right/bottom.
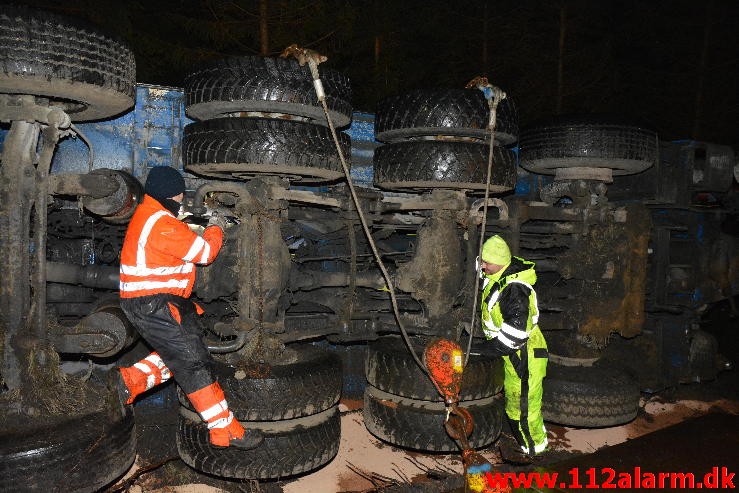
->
[[498, 433, 535, 465], [107, 368, 132, 408], [219, 428, 265, 450]]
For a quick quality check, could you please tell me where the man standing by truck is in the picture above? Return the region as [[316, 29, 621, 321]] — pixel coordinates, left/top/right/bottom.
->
[[479, 235, 548, 456], [110, 166, 263, 450]]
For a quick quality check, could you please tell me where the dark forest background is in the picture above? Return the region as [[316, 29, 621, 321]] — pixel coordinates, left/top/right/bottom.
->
[[8, 0, 739, 146]]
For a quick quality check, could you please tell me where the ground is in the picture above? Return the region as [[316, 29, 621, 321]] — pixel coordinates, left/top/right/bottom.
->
[[105, 299, 739, 492], [106, 367, 739, 493]]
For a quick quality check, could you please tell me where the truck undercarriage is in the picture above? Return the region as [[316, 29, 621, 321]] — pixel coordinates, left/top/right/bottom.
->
[[0, 6, 736, 491]]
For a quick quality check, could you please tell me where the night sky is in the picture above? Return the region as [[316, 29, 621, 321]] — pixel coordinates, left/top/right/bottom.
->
[[8, 0, 739, 147]]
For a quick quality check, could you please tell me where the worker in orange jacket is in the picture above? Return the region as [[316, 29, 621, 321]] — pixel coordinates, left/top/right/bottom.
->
[[109, 166, 263, 450]]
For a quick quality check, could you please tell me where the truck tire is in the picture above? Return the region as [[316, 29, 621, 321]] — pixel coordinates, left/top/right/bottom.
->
[[0, 6, 135, 121], [363, 386, 503, 452], [0, 392, 136, 492], [185, 56, 352, 128], [375, 89, 517, 145], [183, 117, 349, 182], [542, 363, 640, 427], [179, 345, 342, 420], [374, 141, 516, 192], [366, 336, 503, 401], [519, 115, 658, 176], [177, 405, 340, 479]]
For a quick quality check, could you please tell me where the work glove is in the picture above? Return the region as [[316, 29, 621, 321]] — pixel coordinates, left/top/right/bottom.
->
[[475, 255, 484, 279], [207, 211, 228, 230]]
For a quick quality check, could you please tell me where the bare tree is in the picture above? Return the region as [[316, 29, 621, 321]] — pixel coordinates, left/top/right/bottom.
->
[[557, 1, 568, 113], [259, 0, 269, 55], [692, 0, 714, 139]]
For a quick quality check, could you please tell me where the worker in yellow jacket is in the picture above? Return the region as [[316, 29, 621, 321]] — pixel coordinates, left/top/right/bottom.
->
[[479, 235, 548, 455]]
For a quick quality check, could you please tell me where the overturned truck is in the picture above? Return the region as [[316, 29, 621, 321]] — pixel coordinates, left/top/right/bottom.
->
[[1, 6, 737, 491]]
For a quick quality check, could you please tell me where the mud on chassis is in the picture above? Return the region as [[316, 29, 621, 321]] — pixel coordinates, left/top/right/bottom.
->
[[2, 6, 736, 491], [0, 119, 508, 485], [0, 7, 508, 484]]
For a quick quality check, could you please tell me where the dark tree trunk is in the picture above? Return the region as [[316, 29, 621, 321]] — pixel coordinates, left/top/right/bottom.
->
[[259, 0, 269, 56], [692, 0, 714, 139], [557, 2, 568, 114]]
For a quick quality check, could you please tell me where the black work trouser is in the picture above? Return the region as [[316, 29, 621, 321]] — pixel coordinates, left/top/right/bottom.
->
[[120, 294, 215, 395]]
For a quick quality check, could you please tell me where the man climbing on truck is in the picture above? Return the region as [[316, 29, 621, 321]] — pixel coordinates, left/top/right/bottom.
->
[[109, 166, 263, 450], [479, 235, 549, 456]]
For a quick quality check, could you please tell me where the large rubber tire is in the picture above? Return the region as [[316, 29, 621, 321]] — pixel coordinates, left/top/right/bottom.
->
[[366, 336, 503, 401], [0, 393, 136, 492], [185, 56, 352, 127], [519, 115, 658, 176], [374, 141, 516, 192], [0, 6, 135, 121], [184, 117, 349, 182], [180, 345, 342, 420], [177, 405, 340, 479], [375, 89, 518, 145], [364, 386, 503, 452], [542, 363, 640, 427]]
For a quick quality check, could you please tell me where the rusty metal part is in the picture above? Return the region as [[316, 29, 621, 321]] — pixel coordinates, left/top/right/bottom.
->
[[464, 76, 508, 111], [464, 76, 489, 90], [280, 44, 328, 67], [447, 402, 510, 493], [0, 94, 71, 128], [444, 404, 474, 443]]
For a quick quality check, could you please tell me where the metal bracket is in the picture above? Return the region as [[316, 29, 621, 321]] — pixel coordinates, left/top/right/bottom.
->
[[0, 94, 71, 128], [469, 197, 509, 224]]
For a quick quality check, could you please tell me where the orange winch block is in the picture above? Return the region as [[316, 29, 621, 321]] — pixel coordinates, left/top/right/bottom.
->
[[423, 338, 464, 403]]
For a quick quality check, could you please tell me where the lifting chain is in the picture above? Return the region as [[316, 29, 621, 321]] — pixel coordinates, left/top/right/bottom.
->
[[283, 46, 511, 493], [281, 44, 427, 371], [463, 76, 507, 367]]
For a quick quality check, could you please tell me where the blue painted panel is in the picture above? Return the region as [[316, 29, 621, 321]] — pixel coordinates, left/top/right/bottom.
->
[[132, 85, 191, 177], [0, 84, 190, 178], [346, 112, 379, 188], [345, 112, 377, 143]]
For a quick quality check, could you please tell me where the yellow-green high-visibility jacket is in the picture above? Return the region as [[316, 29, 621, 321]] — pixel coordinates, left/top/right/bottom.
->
[[480, 256, 547, 368]]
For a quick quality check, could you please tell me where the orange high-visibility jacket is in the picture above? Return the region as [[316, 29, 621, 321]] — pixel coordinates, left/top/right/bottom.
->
[[119, 195, 223, 298]]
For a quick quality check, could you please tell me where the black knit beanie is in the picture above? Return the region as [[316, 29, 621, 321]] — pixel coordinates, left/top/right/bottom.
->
[[144, 166, 186, 201]]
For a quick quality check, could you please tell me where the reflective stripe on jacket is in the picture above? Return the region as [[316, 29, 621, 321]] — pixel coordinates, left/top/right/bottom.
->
[[120, 195, 223, 298]]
